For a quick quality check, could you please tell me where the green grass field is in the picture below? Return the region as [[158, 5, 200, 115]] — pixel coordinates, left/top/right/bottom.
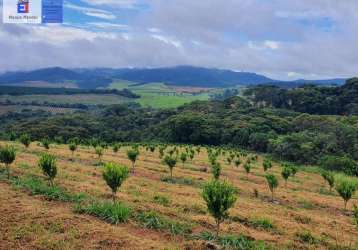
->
[[110, 81, 211, 108]]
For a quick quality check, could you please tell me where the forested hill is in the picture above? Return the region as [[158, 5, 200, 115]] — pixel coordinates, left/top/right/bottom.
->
[[243, 78, 358, 115], [1, 95, 357, 176]]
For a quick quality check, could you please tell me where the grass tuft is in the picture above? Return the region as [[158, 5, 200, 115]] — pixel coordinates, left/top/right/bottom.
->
[[134, 210, 192, 235], [10, 176, 86, 202], [74, 200, 131, 224]]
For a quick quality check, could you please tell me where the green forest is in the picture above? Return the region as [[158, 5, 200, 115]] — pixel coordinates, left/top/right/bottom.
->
[[1, 79, 357, 177]]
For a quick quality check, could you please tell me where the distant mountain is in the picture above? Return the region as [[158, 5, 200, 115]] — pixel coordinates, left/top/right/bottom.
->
[[0, 66, 347, 89], [0, 67, 112, 89], [112, 66, 274, 88]]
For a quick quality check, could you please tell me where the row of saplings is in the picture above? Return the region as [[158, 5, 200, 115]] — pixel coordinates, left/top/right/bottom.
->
[[1, 141, 358, 236]]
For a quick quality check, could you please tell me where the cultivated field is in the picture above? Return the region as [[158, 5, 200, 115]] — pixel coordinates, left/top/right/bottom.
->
[[0, 142, 357, 249], [110, 81, 211, 108]]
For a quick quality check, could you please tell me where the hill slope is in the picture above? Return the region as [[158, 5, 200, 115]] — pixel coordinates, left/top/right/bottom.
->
[[0, 66, 347, 89]]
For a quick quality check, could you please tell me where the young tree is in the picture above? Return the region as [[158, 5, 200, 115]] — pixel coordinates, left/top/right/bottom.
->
[[0, 146, 16, 179], [112, 144, 119, 153], [202, 180, 237, 237], [281, 167, 291, 188], [163, 155, 177, 179], [290, 165, 298, 177], [234, 159, 241, 169], [263, 159, 272, 172], [38, 154, 57, 187], [244, 163, 251, 178], [324, 171, 335, 192], [95, 146, 104, 161], [127, 149, 139, 173], [102, 162, 129, 202], [335, 178, 357, 209], [265, 174, 279, 201], [19, 134, 31, 148], [69, 143, 77, 157], [210, 161, 222, 180], [180, 152, 187, 167]]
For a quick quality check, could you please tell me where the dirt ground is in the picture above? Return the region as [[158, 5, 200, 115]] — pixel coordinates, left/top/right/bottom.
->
[[0, 141, 357, 250]]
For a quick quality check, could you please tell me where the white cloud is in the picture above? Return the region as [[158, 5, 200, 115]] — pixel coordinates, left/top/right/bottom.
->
[[64, 3, 116, 20]]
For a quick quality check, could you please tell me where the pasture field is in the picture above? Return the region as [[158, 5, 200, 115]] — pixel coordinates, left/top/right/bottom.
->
[[110, 81, 211, 108], [0, 94, 132, 106], [0, 141, 357, 249]]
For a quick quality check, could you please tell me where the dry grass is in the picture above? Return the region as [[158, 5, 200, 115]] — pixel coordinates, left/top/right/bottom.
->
[[0, 141, 357, 249]]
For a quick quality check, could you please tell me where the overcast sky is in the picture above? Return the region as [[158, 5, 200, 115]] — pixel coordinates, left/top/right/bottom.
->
[[0, 0, 358, 80]]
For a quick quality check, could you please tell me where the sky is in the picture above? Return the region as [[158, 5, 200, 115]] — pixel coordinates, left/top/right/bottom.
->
[[0, 0, 358, 80]]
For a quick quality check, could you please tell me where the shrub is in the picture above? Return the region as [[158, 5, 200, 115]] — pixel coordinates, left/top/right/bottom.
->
[[244, 163, 251, 178], [127, 149, 139, 172], [19, 134, 31, 148], [210, 161, 222, 180], [234, 159, 241, 168], [202, 180, 237, 237], [180, 152, 187, 167], [112, 144, 119, 153], [102, 163, 129, 202], [0, 145, 16, 179], [265, 174, 278, 201], [263, 159, 272, 172], [75, 200, 131, 224], [69, 143, 77, 157], [335, 176, 358, 209], [321, 171, 335, 192], [163, 155, 177, 179], [38, 153, 57, 187], [281, 166, 291, 187], [95, 146, 104, 161]]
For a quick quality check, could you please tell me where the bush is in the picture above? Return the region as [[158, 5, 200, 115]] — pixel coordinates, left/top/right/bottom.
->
[[102, 163, 129, 202], [321, 170, 335, 191], [202, 180, 237, 237], [0, 145, 16, 179], [127, 149, 139, 172], [265, 174, 278, 201], [163, 155, 177, 179], [75, 200, 131, 224], [95, 146, 104, 160], [210, 161, 222, 180], [281, 166, 291, 187], [153, 195, 171, 206], [69, 143, 77, 156], [335, 176, 358, 209], [38, 153, 57, 187], [296, 230, 319, 245], [263, 159, 272, 172]]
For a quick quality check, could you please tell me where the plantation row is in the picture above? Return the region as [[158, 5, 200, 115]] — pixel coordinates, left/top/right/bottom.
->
[[1, 136, 358, 243]]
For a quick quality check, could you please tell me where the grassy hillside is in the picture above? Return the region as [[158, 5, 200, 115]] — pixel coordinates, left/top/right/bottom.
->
[[110, 81, 211, 108], [0, 141, 357, 249]]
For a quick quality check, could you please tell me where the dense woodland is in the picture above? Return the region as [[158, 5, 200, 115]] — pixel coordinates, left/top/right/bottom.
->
[[243, 78, 358, 115], [1, 82, 357, 176]]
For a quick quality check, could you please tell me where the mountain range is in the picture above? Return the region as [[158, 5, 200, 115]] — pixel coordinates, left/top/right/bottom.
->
[[0, 66, 347, 89]]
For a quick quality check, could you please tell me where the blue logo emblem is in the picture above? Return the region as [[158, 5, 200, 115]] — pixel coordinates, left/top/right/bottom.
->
[[17, 0, 29, 13]]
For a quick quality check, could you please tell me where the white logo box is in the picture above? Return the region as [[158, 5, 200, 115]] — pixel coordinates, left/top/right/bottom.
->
[[3, 0, 42, 24]]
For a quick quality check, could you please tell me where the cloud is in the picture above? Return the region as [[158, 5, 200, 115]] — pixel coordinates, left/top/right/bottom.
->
[[64, 3, 116, 20], [0, 0, 358, 80]]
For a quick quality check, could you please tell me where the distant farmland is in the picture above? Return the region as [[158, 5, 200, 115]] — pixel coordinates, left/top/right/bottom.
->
[[110, 81, 213, 108]]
